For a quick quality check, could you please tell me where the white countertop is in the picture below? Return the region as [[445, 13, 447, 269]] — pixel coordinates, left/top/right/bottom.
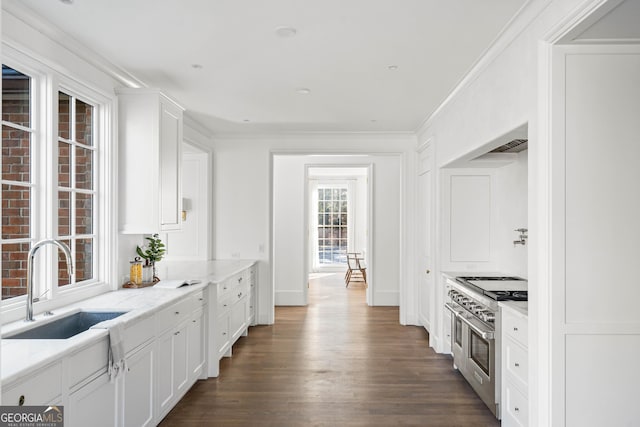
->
[[500, 301, 528, 317], [1, 259, 256, 386]]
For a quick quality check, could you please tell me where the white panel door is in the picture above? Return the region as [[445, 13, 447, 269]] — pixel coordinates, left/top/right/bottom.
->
[[549, 44, 640, 427], [418, 168, 433, 331]]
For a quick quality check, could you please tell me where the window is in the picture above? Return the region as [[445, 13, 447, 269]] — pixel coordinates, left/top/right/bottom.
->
[[1, 57, 109, 310], [317, 186, 348, 265], [57, 91, 96, 287], [1, 65, 33, 300]]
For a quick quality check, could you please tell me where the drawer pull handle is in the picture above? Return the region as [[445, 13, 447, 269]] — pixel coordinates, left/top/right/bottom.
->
[[174, 331, 180, 336], [175, 311, 180, 315], [238, 277, 243, 283], [238, 292, 242, 298], [198, 298, 203, 301], [19, 395, 25, 406], [223, 304, 228, 307], [222, 332, 227, 336], [514, 363, 520, 367], [514, 407, 520, 412], [223, 286, 228, 290], [193, 320, 197, 323], [513, 327, 519, 331]]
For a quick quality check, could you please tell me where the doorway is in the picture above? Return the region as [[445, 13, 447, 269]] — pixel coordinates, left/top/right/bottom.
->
[[306, 166, 370, 303]]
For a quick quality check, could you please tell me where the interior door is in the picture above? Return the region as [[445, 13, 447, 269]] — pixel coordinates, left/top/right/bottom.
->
[[418, 164, 433, 332]]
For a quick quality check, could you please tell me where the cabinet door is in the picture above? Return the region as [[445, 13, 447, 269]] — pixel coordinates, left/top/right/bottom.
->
[[173, 323, 189, 397], [122, 343, 155, 427], [68, 372, 116, 427], [230, 296, 248, 342], [159, 99, 182, 231], [188, 309, 205, 380], [156, 331, 175, 416]]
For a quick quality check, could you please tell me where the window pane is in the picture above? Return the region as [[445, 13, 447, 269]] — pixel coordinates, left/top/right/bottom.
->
[[58, 92, 71, 140], [58, 141, 71, 188], [333, 189, 339, 200], [57, 239, 72, 287], [2, 184, 30, 239], [2, 126, 30, 182], [341, 188, 347, 201], [1, 242, 30, 300], [2, 65, 30, 128], [76, 193, 93, 235], [75, 238, 93, 283], [75, 146, 93, 190], [75, 99, 93, 146], [58, 190, 71, 237]]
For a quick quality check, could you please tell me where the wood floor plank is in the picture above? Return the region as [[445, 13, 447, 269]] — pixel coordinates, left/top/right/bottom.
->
[[160, 273, 500, 426]]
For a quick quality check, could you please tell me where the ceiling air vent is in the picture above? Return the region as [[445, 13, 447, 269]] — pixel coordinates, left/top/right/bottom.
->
[[489, 139, 528, 153]]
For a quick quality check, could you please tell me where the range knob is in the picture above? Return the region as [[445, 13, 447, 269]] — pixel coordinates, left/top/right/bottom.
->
[[459, 297, 471, 304], [481, 312, 496, 323]]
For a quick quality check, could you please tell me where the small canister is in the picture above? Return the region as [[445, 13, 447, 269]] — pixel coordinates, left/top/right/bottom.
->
[[129, 257, 142, 285], [142, 263, 153, 284]]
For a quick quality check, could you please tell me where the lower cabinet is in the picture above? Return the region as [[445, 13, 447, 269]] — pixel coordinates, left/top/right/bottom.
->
[[188, 308, 206, 380], [1, 362, 63, 407], [501, 304, 529, 427], [68, 372, 116, 427], [121, 341, 155, 427], [156, 321, 189, 419]]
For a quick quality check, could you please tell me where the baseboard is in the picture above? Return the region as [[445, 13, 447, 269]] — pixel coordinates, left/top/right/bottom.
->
[[419, 313, 431, 332], [275, 290, 305, 306]]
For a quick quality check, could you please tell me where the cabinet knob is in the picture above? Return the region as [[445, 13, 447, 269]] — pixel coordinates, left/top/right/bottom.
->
[[198, 298, 203, 301], [514, 407, 520, 412], [238, 292, 242, 298], [514, 362, 520, 367], [426, 269, 431, 274], [192, 320, 196, 323], [223, 304, 228, 307], [175, 311, 180, 315], [222, 332, 227, 336], [19, 395, 25, 406], [238, 277, 243, 283], [513, 327, 519, 331], [174, 331, 180, 336]]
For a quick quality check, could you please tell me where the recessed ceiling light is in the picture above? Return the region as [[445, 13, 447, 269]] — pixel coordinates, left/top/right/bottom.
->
[[59, 0, 74, 4], [275, 26, 297, 38], [243, 119, 250, 123], [388, 65, 399, 71], [191, 64, 204, 70], [296, 88, 311, 95]]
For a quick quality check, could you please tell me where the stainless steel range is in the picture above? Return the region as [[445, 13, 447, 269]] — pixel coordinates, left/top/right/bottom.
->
[[445, 275, 527, 419]]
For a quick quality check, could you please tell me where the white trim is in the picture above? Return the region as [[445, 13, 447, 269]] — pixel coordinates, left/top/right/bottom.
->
[[415, 0, 551, 135], [274, 290, 305, 306]]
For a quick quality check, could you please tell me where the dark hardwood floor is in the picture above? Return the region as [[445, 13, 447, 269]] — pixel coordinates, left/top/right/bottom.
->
[[160, 273, 500, 426]]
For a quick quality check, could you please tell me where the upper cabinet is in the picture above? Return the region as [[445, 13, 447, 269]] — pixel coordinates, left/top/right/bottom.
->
[[117, 88, 184, 234]]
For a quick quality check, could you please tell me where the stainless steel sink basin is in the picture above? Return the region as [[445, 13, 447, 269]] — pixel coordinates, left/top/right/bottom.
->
[[7, 311, 127, 339]]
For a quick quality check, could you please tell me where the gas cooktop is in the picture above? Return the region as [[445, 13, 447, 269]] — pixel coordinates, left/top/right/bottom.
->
[[455, 276, 528, 301]]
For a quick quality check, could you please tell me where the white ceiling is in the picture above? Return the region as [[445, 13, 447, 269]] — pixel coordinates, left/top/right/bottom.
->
[[13, 0, 526, 134]]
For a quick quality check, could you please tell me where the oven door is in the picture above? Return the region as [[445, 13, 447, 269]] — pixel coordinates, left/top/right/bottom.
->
[[459, 314, 498, 417], [445, 303, 465, 370]]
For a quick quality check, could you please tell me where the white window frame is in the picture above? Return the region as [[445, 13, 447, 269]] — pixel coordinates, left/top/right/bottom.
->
[[1, 45, 116, 323]]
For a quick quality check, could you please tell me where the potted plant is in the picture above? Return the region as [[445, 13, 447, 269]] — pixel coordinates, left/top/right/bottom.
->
[[136, 234, 166, 281]]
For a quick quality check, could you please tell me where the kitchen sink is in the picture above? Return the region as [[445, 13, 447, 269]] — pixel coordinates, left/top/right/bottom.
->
[[6, 311, 127, 340]]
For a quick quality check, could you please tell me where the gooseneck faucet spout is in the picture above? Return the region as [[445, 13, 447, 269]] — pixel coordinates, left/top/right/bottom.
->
[[26, 239, 74, 322]]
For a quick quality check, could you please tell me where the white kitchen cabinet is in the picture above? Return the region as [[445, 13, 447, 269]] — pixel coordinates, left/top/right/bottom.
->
[[66, 338, 115, 427], [207, 263, 256, 377], [156, 290, 205, 420], [121, 341, 155, 427], [501, 304, 528, 427], [248, 265, 257, 326], [188, 308, 206, 381], [2, 361, 62, 406], [68, 372, 116, 427], [117, 88, 184, 234]]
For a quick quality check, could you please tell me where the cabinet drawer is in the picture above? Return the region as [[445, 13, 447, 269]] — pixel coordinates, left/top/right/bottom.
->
[[124, 314, 155, 354], [218, 272, 245, 297], [502, 309, 528, 347], [192, 289, 206, 306], [157, 298, 192, 334], [505, 338, 528, 390], [68, 338, 109, 389], [217, 293, 233, 317], [503, 381, 528, 426], [2, 362, 63, 406]]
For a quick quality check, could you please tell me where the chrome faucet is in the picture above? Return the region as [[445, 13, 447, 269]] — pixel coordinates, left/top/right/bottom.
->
[[26, 239, 74, 322]]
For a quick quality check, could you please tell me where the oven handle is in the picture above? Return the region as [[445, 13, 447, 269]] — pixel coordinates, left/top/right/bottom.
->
[[444, 303, 494, 340]]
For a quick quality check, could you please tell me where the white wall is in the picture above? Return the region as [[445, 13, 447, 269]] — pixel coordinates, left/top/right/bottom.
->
[[211, 133, 416, 324], [274, 154, 401, 307], [494, 151, 528, 277]]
